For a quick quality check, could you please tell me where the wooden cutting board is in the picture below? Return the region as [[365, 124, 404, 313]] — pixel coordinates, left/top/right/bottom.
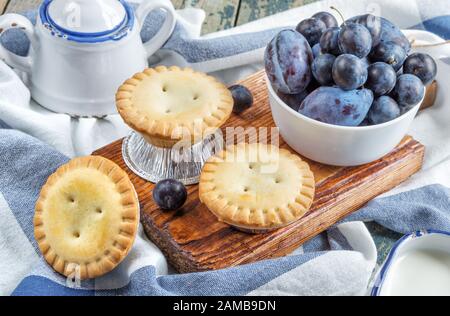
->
[[94, 70, 425, 273]]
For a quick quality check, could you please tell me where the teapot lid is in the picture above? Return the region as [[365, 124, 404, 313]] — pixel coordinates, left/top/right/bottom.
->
[[40, 0, 134, 42]]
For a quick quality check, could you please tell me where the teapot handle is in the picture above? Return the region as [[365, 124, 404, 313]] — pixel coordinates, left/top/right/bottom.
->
[[0, 14, 35, 74], [136, 0, 176, 58]]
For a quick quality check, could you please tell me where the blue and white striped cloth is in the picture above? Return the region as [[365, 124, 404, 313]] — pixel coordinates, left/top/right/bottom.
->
[[1, 0, 450, 296]]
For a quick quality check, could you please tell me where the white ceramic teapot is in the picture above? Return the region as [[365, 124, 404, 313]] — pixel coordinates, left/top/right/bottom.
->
[[0, 0, 176, 116]]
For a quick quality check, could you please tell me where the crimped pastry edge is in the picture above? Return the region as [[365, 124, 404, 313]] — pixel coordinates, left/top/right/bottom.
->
[[199, 143, 315, 231], [116, 66, 233, 148], [33, 156, 140, 280]]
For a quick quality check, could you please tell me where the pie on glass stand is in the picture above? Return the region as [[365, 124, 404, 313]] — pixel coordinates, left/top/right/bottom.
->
[[116, 66, 234, 148]]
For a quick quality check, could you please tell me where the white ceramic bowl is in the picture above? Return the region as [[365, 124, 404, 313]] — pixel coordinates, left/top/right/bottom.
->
[[267, 76, 422, 166]]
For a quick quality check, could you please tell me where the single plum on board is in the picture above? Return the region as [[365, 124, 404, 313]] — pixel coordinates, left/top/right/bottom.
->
[[298, 87, 374, 126], [229, 85, 254, 114], [153, 179, 187, 211], [265, 29, 313, 94]]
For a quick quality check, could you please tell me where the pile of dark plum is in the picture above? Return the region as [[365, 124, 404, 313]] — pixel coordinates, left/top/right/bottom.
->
[[265, 11, 437, 126]]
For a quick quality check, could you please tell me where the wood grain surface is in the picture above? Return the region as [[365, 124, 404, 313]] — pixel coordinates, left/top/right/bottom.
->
[[4, 0, 41, 13], [0, 0, 8, 13], [421, 80, 438, 111], [94, 70, 425, 273], [236, 0, 314, 26], [1, 0, 321, 33]]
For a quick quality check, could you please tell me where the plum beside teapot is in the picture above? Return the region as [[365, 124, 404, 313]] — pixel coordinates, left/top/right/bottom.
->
[[0, 0, 176, 117]]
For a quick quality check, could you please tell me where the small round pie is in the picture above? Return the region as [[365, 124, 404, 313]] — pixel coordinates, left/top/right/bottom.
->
[[116, 66, 233, 148], [34, 156, 139, 280], [199, 143, 315, 233]]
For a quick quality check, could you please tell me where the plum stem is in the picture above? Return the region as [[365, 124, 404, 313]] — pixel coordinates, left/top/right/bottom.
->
[[330, 6, 345, 25], [410, 39, 450, 48]]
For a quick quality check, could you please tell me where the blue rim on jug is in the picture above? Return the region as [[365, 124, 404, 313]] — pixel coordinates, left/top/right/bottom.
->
[[371, 229, 450, 296], [39, 0, 135, 43]]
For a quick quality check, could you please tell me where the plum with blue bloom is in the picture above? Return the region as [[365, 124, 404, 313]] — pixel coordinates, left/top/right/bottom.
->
[[392, 74, 425, 109], [299, 87, 373, 126], [338, 23, 373, 58], [346, 14, 382, 47], [229, 85, 253, 114], [296, 18, 327, 47], [368, 96, 401, 124], [312, 54, 336, 86], [332, 54, 368, 90], [366, 62, 397, 97], [320, 27, 341, 55], [403, 53, 437, 85], [370, 41, 407, 71], [312, 11, 338, 28], [379, 17, 411, 53], [153, 179, 187, 211], [264, 29, 313, 94]]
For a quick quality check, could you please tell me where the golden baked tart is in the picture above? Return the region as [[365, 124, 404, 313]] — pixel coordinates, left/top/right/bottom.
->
[[199, 143, 315, 233], [116, 66, 233, 148], [34, 156, 139, 280]]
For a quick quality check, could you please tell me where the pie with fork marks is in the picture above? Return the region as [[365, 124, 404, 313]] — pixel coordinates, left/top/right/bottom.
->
[[199, 143, 315, 233], [34, 156, 139, 280], [116, 66, 233, 148]]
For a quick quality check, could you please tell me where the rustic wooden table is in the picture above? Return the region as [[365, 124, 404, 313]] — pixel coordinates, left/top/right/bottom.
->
[[0, 0, 318, 34], [0, 0, 402, 265]]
